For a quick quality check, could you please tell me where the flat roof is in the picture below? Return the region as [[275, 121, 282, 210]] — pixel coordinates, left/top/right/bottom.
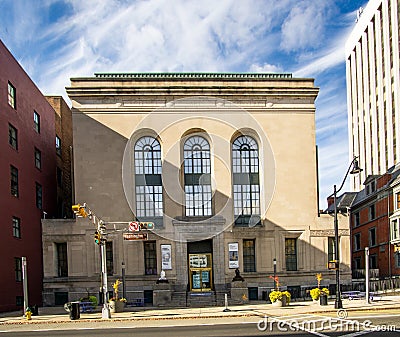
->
[[94, 72, 293, 79]]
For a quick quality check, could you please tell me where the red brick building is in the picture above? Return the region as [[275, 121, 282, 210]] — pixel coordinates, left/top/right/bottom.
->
[[350, 166, 400, 279], [0, 40, 71, 312]]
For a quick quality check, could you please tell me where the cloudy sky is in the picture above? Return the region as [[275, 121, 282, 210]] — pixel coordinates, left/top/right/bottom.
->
[[0, 0, 366, 208]]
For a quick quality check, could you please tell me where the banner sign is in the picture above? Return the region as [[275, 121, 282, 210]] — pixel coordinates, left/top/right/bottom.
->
[[228, 242, 239, 269], [161, 244, 172, 270]]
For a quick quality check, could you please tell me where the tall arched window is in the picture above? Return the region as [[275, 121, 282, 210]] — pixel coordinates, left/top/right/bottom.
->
[[232, 135, 260, 226], [184, 136, 212, 216], [134, 136, 163, 221]]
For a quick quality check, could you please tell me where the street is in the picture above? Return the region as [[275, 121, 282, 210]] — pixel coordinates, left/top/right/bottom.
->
[[1, 311, 399, 337]]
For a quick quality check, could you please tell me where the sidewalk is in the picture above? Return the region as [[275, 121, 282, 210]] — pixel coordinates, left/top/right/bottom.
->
[[0, 295, 399, 331]]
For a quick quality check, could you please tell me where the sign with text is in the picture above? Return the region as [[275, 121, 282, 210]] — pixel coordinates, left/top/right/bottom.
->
[[161, 244, 172, 270], [123, 232, 148, 241], [228, 242, 239, 269]]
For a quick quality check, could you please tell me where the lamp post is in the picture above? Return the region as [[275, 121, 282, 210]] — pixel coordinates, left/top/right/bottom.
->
[[122, 261, 126, 300], [273, 258, 277, 290], [332, 156, 362, 309]]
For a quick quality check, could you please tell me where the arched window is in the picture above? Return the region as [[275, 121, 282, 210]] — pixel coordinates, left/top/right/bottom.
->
[[232, 135, 260, 226], [134, 136, 163, 220], [184, 136, 212, 216]]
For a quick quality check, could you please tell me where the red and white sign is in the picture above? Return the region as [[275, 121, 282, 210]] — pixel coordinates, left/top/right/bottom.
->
[[128, 221, 139, 232]]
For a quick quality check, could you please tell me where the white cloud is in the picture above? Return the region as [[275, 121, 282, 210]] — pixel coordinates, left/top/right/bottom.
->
[[249, 62, 283, 73]]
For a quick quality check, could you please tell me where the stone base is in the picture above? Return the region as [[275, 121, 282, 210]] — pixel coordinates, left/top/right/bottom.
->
[[230, 281, 249, 304], [153, 283, 173, 306]]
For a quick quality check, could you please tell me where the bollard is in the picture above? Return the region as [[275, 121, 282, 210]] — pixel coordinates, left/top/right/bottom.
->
[[223, 293, 231, 312]]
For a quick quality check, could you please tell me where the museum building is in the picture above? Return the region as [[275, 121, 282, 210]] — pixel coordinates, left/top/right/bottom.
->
[[42, 73, 351, 306]]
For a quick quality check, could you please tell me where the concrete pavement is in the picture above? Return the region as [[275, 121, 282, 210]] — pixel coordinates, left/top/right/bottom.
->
[[0, 295, 399, 332]]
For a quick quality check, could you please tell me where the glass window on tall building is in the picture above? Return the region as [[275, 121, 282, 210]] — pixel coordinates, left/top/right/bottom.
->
[[144, 241, 157, 275], [184, 136, 212, 216], [8, 82, 16, 108], [12, 216, 21, 238], [232, 135, 260, 226], [243, 239, 256, 272], [10, 165, 18, 197], [134, 137, 163, 226], [15, 257, 22, 282], [56, 243, 68, 277], [8, 124, 17, 150], [33, 111, 40, 133], [285, 238, 297, 271]]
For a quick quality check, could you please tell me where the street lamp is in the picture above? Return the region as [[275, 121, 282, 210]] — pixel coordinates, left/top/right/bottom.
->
[[273, 258, 277, 290], [332, 156, 362, 309], [122, 261, 126, 300]]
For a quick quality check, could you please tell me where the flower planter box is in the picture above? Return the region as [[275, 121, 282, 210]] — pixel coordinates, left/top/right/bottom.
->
[[109, 300, 125, 313]]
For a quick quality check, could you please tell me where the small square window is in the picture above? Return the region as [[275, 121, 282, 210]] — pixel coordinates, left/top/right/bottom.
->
[[34, 111, 40, 133], [8, 82, 16, 108], [8, 124, 18, 150], [35, 148, 41, 169]]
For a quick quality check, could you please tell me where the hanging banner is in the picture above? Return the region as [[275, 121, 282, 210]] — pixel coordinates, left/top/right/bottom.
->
[[228, 242, 239, 269], [161, 244, 172, 270]]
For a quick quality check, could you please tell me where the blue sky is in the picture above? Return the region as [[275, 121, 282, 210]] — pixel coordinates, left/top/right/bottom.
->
[[0, 0, 366, 208]]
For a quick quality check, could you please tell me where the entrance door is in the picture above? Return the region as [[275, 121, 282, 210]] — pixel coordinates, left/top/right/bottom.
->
[[189, 253, 212, 291]]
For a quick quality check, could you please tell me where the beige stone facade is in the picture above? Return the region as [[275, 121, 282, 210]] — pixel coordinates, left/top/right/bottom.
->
[[42, 73, 351, 306]]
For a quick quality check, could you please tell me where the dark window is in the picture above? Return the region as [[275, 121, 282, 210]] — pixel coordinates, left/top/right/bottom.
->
[[56, 243, 68, 277], [243, 239, 256, 272], [16, 296, 23, 306], [10, 165, 18, 197], [34, 148, 41, 169], [56, 167, 63, 187], [144, 241, 157, 275], [369, 227, 377, 246], [56, 135, 61, 156], [33, 111, 40, 133], [396, 193, 400, 210], [12, 216, 21, 238], [354, 233, 361, 251], [15, 257, 22, 281], [354, 257, 362, 269], [134, 137, 163, 220], [369, 254, 378, 269], [232, 136, 260, 226], [36, 183, 42, 209], [8, 124, 18, 149], [8, 82, 16, 108], [354, 212, 360, 227], [369, 204, 375, 220], [106, 241, 113, 276], [285, 238, 297, 271], [184, 136, 212, 216]]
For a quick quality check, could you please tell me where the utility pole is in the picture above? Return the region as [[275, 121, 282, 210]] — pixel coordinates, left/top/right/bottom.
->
[[22, 257, 28, 314], [365, 247, 370, 304]]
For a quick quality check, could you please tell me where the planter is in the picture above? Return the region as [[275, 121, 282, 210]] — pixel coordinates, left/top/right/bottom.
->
[[109, 300, 125, 313], [319, 294, 328, 306], [271, 295, 287, 307]]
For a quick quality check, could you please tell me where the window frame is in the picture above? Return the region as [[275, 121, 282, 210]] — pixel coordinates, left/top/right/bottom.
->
[[8, 81, 16, 109], [369, 204, 376, 220], [34, 148, 41, 170], [354, 212, 360, 227], [10, 165, 19, 197], [33, 111, 40, 133], [354, 233, 361, 251], [36, 182, 42, 209], [369, 227, 377, 247], [56, 242, 68, 277], [285, 238, 297, 271], [232, 135, 260, 227], [56, 135, 61, 156], [8, 124, 18, 150], [243, 239, 256, 272], [183, 135, 212, 217], [12, 216, 21, 238], [144, 241, 157, 275], [15, 257, 22, 282]]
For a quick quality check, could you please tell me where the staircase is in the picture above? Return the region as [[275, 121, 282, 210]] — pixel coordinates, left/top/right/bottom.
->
[[186, 291, 217, 307]]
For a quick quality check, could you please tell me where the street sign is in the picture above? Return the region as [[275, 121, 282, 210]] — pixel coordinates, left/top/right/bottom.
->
[[123, 232, 148, 241], [128, 221, 139, 232]]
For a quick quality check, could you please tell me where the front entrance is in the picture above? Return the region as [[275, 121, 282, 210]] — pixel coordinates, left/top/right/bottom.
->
[[187, 240, 213, 292]]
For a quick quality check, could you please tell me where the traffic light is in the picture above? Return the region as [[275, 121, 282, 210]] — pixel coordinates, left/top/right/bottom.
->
[[72, 204, 89, 218], [94, 231, 101, 245], [140, 222, 154, 230]]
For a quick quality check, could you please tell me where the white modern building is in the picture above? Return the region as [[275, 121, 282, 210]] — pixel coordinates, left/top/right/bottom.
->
[[345, 0, 400, 191]]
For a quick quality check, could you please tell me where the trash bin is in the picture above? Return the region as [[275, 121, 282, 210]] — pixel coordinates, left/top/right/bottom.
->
[[64, 301, 80, 320], [320, 294, 328, 306]]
